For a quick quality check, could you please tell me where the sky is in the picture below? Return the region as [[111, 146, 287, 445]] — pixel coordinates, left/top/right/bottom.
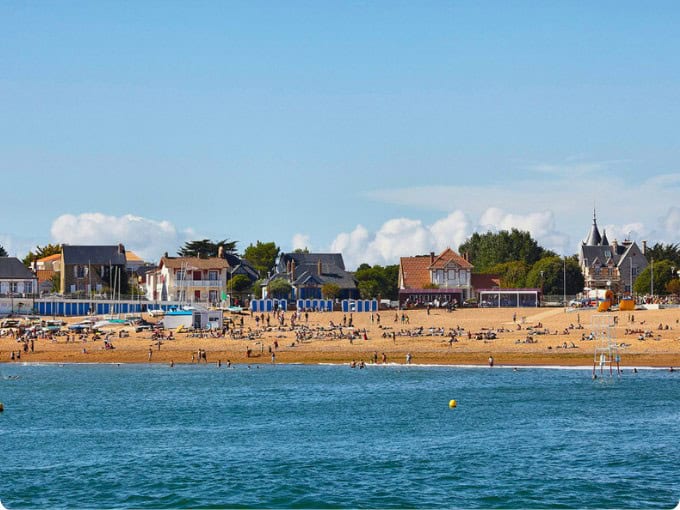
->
[[2, 1, 680, 269]]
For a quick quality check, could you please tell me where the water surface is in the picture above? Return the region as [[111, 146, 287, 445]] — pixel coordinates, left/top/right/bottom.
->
[[0, 364, 678, 508]]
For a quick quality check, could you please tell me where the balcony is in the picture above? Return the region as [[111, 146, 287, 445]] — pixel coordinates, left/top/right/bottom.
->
[[174, 280, 223, 288]]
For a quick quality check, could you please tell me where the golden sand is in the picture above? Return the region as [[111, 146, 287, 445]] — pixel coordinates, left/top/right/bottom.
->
[[2, 306, 680, 367]]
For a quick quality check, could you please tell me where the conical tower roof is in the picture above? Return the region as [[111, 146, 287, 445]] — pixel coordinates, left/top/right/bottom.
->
[[601, 229, 609, 246], [584, 209, 602, 246]]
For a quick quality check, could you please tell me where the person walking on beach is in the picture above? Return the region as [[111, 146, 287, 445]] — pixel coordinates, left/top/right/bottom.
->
[[148, 348, 153, 362], [271, 352, 276, 364], [406, 352, 412, 364], [488, 355, 494, 367]]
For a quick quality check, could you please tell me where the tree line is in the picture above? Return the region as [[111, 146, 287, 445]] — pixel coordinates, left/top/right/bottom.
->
[[3, 235, 680, 298]]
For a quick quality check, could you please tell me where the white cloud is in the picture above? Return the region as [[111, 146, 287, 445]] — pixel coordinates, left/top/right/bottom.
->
[[50, 213, 195, 261], [526, 159, 625, 177], [328, 208, 580, 269], [662, 207, 680, 237], [364, 170, 680, 254], [331, 212, 472, 269], [429, 211, 470, 252], [291, 233, 312, 251], [478, 208, 569, 254], [0, 233, 41, 259], [600, 222, 649, 245]]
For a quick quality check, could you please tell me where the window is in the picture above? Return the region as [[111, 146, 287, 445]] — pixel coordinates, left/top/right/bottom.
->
[[176, 270, 186, 281], [208, 270, 219, 281], [10, 282, 18, 293], [24, 282, 32, 294]]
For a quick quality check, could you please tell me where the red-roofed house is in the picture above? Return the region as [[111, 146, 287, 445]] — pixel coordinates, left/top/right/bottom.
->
[[398, 248, 474, 307]]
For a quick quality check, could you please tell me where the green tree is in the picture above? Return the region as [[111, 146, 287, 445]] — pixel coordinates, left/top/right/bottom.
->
[[666, 278, 680, 296], [178, 239, 237, 257], [252, 279, 265, 299], [355, 264, 399, 300], [0, 245, 8, 257], [293, 247, 310, 254], [358, 280, 380, 299], [243, 241, 280, 278], [458, 229, 554, 273], [633, 259, 675, 296], [644, 243, 680, 268], [526, 256, 584, 296], [229, 274, 253, 293], [321, 283, 341, 299], [268, 279, 292, 299], [22, 243, 62, 267], [50, 273, 61, 293], [487, 260, 529, 288]]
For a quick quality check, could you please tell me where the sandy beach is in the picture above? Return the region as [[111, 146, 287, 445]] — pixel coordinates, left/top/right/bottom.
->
[[2, 306, 680, 368]]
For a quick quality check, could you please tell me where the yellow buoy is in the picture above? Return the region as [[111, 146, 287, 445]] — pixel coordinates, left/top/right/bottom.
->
[[449, 399, 457, 408]]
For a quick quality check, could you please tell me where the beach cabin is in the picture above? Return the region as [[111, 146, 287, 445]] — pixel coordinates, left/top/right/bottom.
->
[[162, 309, 222, 330]]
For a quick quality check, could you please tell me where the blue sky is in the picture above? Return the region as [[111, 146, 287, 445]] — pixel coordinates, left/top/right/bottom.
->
[[2, 1, 679, 267]]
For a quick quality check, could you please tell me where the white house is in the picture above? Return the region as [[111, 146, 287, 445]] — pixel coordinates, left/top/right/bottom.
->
[[0, 257, 38, 298], [146, 255, 229, 304]]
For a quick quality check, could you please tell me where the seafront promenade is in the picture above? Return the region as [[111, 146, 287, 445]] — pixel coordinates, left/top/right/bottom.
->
[[2, 307, 679, 367]]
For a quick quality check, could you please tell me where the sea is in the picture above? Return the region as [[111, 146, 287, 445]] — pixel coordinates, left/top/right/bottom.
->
[[0, 363, 678, 509]]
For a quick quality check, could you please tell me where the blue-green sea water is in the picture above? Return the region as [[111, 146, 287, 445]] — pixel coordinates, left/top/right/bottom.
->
[[0, 364, 678, 509]]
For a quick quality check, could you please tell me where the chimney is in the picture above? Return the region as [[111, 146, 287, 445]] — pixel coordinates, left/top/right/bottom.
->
[[642, 240, 647, 255], [430, 251, 435, 264], [118, 243, 125, 254], [612, 239, 618, 252], [317, 260, 323, 275], [164, 252, 168, 258], [291, 259, 296, 280], [218, 246, 224, 259], [286, 260, 291, 273]]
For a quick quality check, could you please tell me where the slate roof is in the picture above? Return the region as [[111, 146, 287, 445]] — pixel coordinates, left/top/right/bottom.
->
[[0, 257, 37, 280], [62, 245, 127, 266], [580, 240, 635, 267], [583, 211, 603, 246], [279, 253, 346, 272], [600, 230, 609, 246], [272, 253, 356, 289]]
